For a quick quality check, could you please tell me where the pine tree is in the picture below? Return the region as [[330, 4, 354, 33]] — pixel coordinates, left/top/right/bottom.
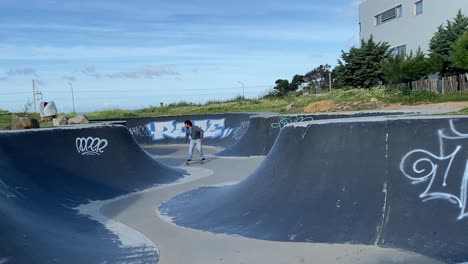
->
[[382, 49, 443, 85], [429, 10, 468, 76], [335, 36, 390, 88], [451, 32, 468, 70]]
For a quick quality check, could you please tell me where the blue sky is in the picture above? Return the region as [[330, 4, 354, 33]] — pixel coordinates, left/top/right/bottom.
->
[[0, 0, 363, 113]]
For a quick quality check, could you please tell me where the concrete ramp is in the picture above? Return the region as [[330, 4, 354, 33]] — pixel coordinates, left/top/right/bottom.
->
[[161, 116, 468, 264], [217, 111, 410, 157], [0, 125, 184, 263], [95, 113, 254, 148]]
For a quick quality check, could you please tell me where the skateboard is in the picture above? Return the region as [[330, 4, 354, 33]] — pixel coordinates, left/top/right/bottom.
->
[[186, 159, 204, 165]]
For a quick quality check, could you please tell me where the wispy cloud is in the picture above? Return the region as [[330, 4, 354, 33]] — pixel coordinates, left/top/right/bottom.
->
[[105, 66, 179, 79], [0, 23, 119, 33], [0, 44, 202, 60], [0, 67, 39, 80], [81, 65, 179, 79], [81, 66, 100, 78], [63, 75, 77, 82], [5, 68, 38, 77], [35, 79, 47, 86]]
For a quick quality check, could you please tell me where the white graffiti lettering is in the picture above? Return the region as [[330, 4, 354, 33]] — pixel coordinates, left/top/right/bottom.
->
[[129, 126, 149, 137], [400, 120, 468, 220], [0, 180, 23, 200], [76, 137, 108, 156], [145, 118, 233, 141], [271, 116, 314, 129], [232, 121, 250, 140]]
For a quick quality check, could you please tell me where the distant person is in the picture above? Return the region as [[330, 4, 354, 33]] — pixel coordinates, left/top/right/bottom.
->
[[184, 120, 205, 162]]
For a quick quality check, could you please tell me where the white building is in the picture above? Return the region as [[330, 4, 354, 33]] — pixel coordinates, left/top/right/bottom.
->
[[359, 0, 468, 55]]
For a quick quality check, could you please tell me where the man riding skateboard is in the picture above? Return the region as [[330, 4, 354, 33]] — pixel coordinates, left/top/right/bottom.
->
[[184, 120, 205, 163]]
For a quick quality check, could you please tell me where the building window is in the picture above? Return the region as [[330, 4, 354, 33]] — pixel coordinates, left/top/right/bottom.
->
[[375, 5, 402, 25], [415, 1, 423, 15], [390, 45, 407, 56]]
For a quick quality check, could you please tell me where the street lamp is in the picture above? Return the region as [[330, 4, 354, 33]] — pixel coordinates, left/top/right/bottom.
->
[[238, 81, 245, 98], [69, 82, 76, 114]]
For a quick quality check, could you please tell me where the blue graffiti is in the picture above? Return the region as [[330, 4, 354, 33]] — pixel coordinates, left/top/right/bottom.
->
[[145, 118, 233, 141]]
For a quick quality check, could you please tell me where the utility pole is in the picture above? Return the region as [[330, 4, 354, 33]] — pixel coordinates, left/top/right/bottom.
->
[[329, 72, 332, 91], [238, 81, 245, 98], [69, 82, 76, 114], [32, 79, 37, 113]]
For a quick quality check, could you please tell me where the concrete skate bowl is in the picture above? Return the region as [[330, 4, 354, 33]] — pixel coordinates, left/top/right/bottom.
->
[[160, 116, 468, 264], [0, 125, 184, 264], [217, 111, 411, 157], [93, 113, 255, 148]]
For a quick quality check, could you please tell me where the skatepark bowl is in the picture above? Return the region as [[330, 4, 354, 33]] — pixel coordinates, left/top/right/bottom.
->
[[2, 112, 468, 264]]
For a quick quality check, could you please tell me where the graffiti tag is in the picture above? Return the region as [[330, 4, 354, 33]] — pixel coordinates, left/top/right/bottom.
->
[[232, 121, 250, 140], [76, 137, 108, 155], [129, 126, 149, 137], [401, 120, 468, 220], [271, 116, 314, 129], [145, 118, 233, 141]]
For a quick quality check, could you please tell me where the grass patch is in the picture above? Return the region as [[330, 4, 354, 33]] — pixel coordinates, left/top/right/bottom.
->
[[0, 109, 11, 129], [2, 88, 468, 130]]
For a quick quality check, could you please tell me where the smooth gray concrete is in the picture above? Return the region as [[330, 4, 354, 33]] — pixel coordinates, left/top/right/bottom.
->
[[100, 145, 443, 264]]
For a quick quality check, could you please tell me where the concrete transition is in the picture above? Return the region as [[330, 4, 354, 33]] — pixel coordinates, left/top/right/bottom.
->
[[217, 111, 411, 156], [3, 111, 468, 264], [0, 125, 184, 263], [95, 113, 254, 148], [160, 116, 468, 264]]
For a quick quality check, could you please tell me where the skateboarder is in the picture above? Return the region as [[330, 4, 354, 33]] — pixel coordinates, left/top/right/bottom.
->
[[184, 120, 205, 162]]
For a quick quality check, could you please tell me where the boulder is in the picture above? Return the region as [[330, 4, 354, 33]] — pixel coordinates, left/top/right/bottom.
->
[[11, 114, 40, 130], [284, 103, 296, 111], [53, 115, 68, 126], [41, 115, 56, 122], [68, 115, 89, 125]]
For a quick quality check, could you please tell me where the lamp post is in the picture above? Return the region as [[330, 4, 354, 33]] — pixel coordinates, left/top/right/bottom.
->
[[238, 81, 245, 98], [69, 82, 76, 114]]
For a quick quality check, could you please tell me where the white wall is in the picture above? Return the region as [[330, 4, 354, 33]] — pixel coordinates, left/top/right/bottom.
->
[[359, 0, 468, 53]]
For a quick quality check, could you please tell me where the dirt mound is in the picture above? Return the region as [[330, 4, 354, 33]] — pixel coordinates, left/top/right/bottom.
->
[[304, 100, 337, 113], [304, 99, 384, 113]]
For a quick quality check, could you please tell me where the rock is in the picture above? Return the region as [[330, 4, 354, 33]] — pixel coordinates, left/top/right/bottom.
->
[[41, 115, 56, 122], [284, 103, 296, 111], [53, 115, 68, 126], [68, 115, 89, 125], [370, 98, 379, 103], [11, 114, 40, 130], [304, 100, 336, 113]]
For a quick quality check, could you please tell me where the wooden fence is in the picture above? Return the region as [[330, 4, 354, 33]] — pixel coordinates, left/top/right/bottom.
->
[[403, 74, 468, 94], [411, 79, 439, 92]]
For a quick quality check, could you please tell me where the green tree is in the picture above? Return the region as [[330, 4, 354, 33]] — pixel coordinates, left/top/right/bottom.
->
[[405, 49, 442, 82], [382, 49, 442, 85], [335, 36, 390, 88], [273, 79, 290, 95], [331, 64, 345, 88], [289, 74, 305, 91], [381, 54, 406, 84], [451, 32, 468, 70], [304, 64, 331, 89], [429, 10, 468, 76]]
